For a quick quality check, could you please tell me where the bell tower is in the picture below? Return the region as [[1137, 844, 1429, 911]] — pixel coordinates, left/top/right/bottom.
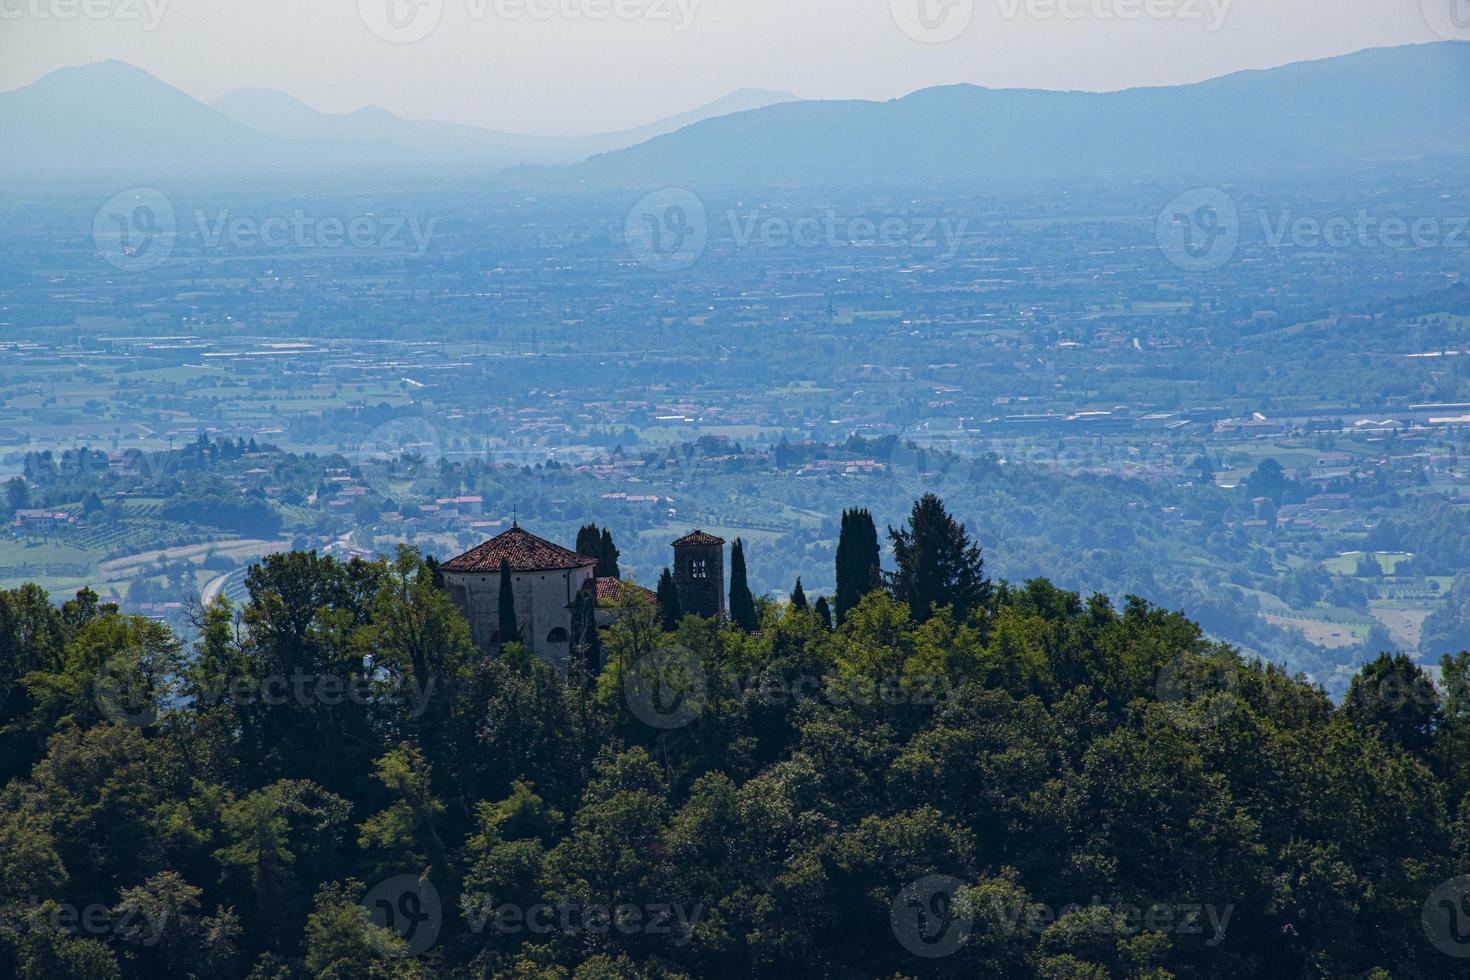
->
[[671, 530, 725, 620]]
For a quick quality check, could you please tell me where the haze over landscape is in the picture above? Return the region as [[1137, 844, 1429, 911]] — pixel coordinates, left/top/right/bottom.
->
[[5, 3, 1470, 979]]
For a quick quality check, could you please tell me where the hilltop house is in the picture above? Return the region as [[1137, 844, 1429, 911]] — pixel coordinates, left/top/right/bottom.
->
[[440, 523, 723, 665]]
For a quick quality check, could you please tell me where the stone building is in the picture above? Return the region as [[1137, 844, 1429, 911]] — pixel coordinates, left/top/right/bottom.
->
[[672, 529, 725, 619], [440, 524, 598, 664], [441, 522, 659, 664]]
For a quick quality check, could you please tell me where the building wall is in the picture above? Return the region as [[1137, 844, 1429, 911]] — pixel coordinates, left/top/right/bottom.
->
[[444, 565, 593, 666]]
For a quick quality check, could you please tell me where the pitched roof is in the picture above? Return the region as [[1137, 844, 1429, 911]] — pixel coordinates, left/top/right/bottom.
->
[[672, 529, 725, 547], [441, 525, 597, 573], [585, 577, 657, 603]]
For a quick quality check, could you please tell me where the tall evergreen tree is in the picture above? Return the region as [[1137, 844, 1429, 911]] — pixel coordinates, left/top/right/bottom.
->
[[887, 493, 991, 623], [575, 523, 601, 561], [835, 507, 881, 625], [655, 567, 682, 632], [728, 538, 758, 632], [598, 528, 621, 579], [813, 595, 833, 630], [789, 578, 808, 611], [497, 557, 520, 646]]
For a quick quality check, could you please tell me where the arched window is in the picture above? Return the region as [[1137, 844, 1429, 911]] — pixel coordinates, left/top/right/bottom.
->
[[546, 627, 569, 644]]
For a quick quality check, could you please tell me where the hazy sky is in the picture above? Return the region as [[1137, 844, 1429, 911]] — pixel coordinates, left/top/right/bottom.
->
[[0, 0, 1454, 134]]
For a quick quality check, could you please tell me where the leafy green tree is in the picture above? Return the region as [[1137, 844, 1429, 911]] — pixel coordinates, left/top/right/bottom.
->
[[1344, 652, 1441, 757]]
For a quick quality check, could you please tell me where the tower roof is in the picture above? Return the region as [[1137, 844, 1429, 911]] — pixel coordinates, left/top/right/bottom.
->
[[441, 525, 597, 573], [672, 529, 725, 547]]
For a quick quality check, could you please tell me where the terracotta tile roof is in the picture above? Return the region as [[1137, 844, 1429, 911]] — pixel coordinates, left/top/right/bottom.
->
[[585, 577, 657, 603], [672, 529, 725, 547], [441, 525, 597, 573]]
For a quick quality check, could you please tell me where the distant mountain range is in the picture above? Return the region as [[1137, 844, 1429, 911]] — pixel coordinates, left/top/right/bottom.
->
[[5, 43, 1469, 184], [0, 59, 796, 177], [567, 42, 1470, 185]]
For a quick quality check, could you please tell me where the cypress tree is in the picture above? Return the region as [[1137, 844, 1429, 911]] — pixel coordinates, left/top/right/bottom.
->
[[656, 567, 682, 632], [789, 577, 808, 611], [813, 595, 833, 630], [598, 528, 621, 579], [497, 557, 520, 646], [575, 523, 601, 562], [835, 507, 881, 625], [729, 537, 758, 632]]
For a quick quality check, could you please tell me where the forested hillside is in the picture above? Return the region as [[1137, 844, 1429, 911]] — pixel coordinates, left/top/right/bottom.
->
[[2, 496, 1468, 978]]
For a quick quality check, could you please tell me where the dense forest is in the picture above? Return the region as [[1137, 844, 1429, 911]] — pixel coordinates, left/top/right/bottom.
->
[[2, 495, 1469, 978]]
